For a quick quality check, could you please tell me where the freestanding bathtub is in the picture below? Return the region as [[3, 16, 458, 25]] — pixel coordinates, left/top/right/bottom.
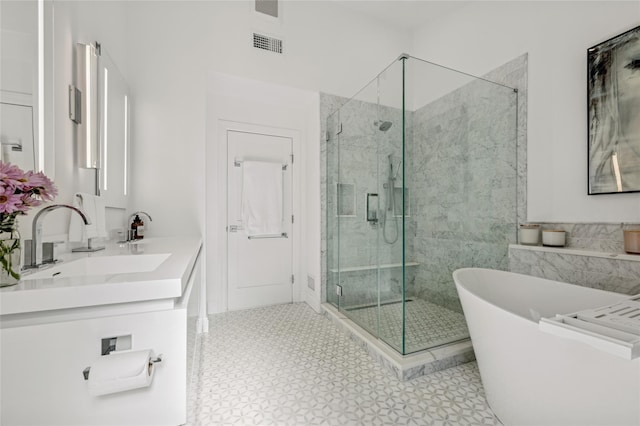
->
[[453, 268, 640, 426]]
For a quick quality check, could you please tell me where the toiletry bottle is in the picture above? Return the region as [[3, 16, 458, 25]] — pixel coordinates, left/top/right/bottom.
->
[[136, 215, 144, 239], [131, 215, 141, 239]]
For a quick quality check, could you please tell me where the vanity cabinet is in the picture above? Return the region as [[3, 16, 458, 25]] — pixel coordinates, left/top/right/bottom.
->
[[1, 307, 186, 425], [0, 238, 202, 426]]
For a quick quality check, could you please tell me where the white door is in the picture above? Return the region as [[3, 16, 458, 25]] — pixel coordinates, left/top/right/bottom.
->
[[227, 130, 293, 310]]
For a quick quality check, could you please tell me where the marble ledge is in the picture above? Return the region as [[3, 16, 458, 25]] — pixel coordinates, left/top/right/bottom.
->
[[509, 244, 640, 263]]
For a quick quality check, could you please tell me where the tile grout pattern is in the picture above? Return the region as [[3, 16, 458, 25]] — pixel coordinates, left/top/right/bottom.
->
[[344, 299, 469, 354], [189, 303, 500, 425]]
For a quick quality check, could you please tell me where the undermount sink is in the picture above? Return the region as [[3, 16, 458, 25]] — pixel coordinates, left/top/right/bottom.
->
[[22, 253, 171, 281]]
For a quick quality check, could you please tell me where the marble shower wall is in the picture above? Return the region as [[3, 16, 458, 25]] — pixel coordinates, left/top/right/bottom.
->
[[408, 60, 520, 312]]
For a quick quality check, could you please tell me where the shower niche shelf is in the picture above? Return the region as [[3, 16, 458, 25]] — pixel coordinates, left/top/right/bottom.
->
[[329, 261, 419, 273]]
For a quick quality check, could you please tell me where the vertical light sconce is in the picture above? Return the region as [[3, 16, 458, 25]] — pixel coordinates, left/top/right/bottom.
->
[[74, 42, 99, 169]]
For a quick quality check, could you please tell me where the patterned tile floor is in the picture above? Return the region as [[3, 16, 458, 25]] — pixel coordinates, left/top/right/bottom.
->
[[189, 303, 500, 425], [345, 299, 470, 353]]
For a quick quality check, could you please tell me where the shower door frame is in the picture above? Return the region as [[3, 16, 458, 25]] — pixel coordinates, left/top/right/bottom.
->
[[326, 56, 409, 354]]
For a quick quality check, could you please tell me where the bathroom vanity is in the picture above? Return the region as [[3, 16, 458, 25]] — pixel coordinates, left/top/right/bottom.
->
[[0, 237, 202, 426]]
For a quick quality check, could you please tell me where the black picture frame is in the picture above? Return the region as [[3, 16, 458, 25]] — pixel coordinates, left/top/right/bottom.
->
[[587, 25, 640, 195]]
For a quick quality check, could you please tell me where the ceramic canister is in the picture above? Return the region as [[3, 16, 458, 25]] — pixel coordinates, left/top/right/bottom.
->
[[623, 230, 640, 254], [520, 224, 540, 245], [542, 230, 566, 247]]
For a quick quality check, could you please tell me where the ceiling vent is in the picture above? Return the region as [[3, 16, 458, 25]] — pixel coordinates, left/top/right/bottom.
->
[[253, 33, 283, 54], [255, 0, 278, 18]]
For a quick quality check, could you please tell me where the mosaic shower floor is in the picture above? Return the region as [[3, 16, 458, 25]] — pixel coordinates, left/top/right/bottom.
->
[[189, 303, 499, 425], [344, 299, 470, 353]]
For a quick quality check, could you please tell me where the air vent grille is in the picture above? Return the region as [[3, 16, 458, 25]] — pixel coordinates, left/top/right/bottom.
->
[[253, 33, 283, 54]]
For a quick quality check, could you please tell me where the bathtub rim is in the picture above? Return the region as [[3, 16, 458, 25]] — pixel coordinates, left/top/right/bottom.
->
[[452, 267, 630, 324]]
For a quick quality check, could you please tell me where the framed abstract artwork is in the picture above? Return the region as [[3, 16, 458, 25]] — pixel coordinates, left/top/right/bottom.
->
[[587, 25, 640, 194]]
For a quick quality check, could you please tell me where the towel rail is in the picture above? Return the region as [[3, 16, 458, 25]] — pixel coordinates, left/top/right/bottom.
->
[[234, 159, 287, 171], [228, 226, 287, 239], [248, 232, 288, 240]]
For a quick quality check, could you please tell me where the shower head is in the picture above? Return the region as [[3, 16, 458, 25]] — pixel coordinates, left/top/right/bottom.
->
[[375, 120, 393, 132]]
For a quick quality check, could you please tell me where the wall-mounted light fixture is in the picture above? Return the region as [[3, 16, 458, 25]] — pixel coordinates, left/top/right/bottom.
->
[[74, 42, 99, 169]]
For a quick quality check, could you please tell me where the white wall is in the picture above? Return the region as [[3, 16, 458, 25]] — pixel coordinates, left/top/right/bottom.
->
[[206, 73, 320, 313], [125, 1, 411, 312], [125, 0, 410, 237], [412, 1, 640, 223]]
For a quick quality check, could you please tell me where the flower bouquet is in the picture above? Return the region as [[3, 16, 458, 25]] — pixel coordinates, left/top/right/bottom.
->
[[0, 162, 57, 286]]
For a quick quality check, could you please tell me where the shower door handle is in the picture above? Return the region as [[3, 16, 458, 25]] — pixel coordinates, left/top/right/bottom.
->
[[228, 225, 243, 232]]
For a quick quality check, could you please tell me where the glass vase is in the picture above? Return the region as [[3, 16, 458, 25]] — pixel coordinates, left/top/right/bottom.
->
[[0, 215, 21, 287]]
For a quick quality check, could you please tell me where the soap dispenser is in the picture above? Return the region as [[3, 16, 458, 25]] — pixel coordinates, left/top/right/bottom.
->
[[131, 215, 143, 239], [135, 215, 145, 239]]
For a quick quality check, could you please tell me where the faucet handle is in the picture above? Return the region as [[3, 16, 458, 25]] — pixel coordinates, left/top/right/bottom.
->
[[23, 240, 34, 268], [42, 241, 64, 264], [23, 240, 62, 267]]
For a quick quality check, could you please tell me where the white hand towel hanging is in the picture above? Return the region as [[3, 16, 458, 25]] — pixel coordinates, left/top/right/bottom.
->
[[68, 193, 108, 241], [241, 160, 283, 236]]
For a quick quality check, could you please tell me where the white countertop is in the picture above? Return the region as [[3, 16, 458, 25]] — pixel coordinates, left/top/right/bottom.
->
[[0, 237, 202, 316]]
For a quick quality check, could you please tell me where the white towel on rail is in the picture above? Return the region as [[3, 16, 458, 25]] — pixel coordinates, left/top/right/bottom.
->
[[241, 161, 283, 236], [68, 193, 108, 242]]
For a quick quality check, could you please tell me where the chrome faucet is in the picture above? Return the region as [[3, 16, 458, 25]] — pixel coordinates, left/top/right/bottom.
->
[[24, 204, 90, 269], [126, 211, 152, 241]]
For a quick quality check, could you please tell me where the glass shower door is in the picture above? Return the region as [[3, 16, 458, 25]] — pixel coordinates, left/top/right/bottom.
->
[[334, 79, 381, 339], [374, 58, 407, 353]]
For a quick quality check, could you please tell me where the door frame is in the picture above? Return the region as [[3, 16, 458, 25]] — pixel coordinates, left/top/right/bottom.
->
[[217, 119, 301, 312]]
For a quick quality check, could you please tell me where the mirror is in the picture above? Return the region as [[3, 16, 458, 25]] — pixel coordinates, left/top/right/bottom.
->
[[0, 94, 35, 171], [0, 0, 54, 176], [74, 41, 131, 207], [0, 1, 37, 170], [97, 47, 131, 208]]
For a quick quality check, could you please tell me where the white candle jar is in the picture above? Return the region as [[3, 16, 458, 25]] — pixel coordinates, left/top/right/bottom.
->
[[519, 224, 540, 245], [542, 230, 566, 247]]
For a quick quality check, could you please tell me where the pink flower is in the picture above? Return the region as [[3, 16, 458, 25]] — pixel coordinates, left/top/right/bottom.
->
[[0, 162, 57, 217], [23, 170, 58, 201], [19, 193, 42, 209], [0, 162, 26, 188], [0, 191, 22, 214]]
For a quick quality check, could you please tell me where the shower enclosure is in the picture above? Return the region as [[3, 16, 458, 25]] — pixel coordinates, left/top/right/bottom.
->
[[326, 54, 518, 355]]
